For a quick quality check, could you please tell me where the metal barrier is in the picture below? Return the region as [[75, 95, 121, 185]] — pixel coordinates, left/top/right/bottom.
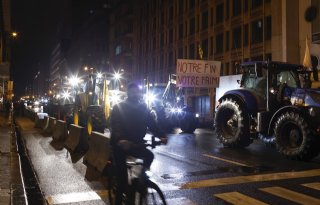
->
[[83, 131, 111, 181], [50, 120, 68, 150], [43, 117, 56, 135], [64, 124, 89, 163], [34, 113, 48, 128]]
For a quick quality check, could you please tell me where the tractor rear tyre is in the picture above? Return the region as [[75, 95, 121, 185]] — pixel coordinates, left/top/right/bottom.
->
[[214, 98, 252, 148], [274, 111, 320, 160], [86, 105, 107, 134]]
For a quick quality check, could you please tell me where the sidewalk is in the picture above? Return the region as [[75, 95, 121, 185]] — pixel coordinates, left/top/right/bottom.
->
[[0, 112, 26, 205]]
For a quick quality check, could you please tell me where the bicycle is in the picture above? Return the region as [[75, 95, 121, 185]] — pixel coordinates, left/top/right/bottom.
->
[[106, 136, 167, 205]]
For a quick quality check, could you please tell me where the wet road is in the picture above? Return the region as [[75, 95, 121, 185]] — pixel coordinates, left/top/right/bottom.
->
[[16, 117, 320, 204]]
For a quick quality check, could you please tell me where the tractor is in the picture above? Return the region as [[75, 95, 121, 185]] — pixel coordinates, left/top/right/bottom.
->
[[72, 70, 125, 135], [214, 61, 320, 160], [146, 74, 199, 133]]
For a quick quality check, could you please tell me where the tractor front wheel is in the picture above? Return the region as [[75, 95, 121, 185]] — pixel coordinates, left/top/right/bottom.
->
[[214, 98, 252, 148]]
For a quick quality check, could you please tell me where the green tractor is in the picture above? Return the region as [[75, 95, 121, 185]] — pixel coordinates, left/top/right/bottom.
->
[[73, 72, 110, 135], [215, 61, 320, 160]]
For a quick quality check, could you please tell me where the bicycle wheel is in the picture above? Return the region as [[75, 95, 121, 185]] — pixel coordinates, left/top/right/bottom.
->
[[136, 179, 167, 205]]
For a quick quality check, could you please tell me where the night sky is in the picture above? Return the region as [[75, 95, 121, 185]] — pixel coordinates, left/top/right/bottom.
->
[[11, 0, 67, 97]]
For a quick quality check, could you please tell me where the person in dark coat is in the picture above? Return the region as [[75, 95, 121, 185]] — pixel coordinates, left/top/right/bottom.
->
[[110, 83, 167, 205]]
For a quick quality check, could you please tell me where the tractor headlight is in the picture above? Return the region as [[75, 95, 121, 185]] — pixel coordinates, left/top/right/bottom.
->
[[170, 107, 183, 114]]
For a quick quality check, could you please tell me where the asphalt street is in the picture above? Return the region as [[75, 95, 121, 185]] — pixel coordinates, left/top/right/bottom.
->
[[16, 116, 320, 205]]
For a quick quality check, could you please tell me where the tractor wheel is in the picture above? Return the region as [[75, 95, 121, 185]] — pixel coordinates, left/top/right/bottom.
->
[[86, 105, 107, 135], [179, 114, 198, 133], [274, 111, 320, 160], [214, 98, 252, 148]]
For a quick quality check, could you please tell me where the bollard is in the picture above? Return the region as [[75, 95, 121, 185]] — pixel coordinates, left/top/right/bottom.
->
[[43, 117, 56, 135], [64, 124, 89, 163], [83, 131, 111, 181], [34, 113, 49, 128], [50, 120, 68, 150], [42, 116, 50, 130]]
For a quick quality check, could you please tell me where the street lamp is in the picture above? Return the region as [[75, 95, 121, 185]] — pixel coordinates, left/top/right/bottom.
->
[[11, 32, 18, 38]]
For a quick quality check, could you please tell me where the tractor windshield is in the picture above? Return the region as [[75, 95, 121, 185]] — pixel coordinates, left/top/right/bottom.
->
[[240, 64, 267, 97]]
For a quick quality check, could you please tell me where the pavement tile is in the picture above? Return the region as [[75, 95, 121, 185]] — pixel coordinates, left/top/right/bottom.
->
[[0, 113, 27, 204]]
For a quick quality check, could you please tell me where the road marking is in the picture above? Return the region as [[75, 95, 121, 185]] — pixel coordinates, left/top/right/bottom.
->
[[46, 190, 108, 204], [214, 192, 268, 205], [203, 154, 251, 167], [166, 197, 196, 205], [302, 182, 320, 191], [260, 186, 320, 205], [180, 169, 320, 189]]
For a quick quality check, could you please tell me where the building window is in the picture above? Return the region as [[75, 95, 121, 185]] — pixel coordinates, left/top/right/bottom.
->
[[244, 0, 248, 12], [160, 33, 164, 47], [169, 51, 174, 66], [189, 43, 195, 59], [232, 0, 242, 17], [179, 0, 184, 14], [201, 39, 208, 59], [210, 8, 214, 26], [216, 33, 224, 54], [251, 0, 263, 10], [244, 24, 249, 46], [169, 7, 173, 21], [251, 19, 263, 44], [178, 47, 183, 58], [265, 16, 272, 40], [160, 54, 164, 69], [216, 3, 224, 24], [189, 0, 195, 9], [202, 11, 208, 30], [161, 12, 164, 25], [226, 31, 230, 51], [169, 29, 173, 43], [232, 26, 242, 49], [226, 0, 230, 19], [179, 23, 183, 39], [189, 17, 195, 35]]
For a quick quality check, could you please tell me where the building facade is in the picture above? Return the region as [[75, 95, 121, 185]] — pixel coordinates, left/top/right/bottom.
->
[[108, 0, 320, 122], [0, 0, 12, 107], [49, 0, 109, 101]]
